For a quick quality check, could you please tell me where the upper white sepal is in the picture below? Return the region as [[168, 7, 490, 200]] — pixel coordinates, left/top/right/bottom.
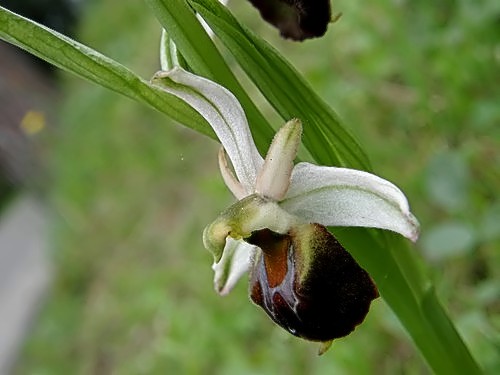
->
[[152, 67, 263, 194]]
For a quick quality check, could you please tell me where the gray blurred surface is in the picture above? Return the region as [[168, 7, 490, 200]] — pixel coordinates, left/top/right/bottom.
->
[[0, 195, 51, 375]]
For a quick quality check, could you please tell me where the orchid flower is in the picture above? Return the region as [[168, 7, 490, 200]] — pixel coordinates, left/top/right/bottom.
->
[[152, 67, 419, 350]]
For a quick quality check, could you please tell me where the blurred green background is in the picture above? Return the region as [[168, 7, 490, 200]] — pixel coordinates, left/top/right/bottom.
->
[[12, 0, 499, 373]]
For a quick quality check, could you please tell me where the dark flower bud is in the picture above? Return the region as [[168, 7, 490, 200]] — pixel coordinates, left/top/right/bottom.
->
[[247, 0, 332, 41], [247, 223, 378, 345]]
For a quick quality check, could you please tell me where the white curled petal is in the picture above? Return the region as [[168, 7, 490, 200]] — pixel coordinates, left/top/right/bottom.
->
[[212, 237, 255, 295], [282, 162, 420, 241], [152, 67, 263, 193], [218, 148, 247, 199]]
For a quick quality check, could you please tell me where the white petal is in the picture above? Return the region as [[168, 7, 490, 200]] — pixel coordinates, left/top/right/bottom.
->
[[255, 119, 302, 201], [152, 67, 263, 193], [212, 237, 255, 295], [281, 162, 420, 241], [218, 148, 247, 199]]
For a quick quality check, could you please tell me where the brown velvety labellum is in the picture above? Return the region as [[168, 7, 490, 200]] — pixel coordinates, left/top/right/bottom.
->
[[248, 224, 378, 342], [247, 0, 331, 41]]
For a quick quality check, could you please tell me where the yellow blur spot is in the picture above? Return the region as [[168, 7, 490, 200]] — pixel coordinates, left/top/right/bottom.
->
[[20, 110, 46, 135]]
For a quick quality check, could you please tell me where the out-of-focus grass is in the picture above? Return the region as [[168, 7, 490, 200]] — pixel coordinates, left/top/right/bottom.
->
[[17, 0, 499, 373]]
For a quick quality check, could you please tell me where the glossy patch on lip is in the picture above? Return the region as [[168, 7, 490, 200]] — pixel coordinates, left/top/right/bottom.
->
[[248, 224, 379, 343], [246, 0, 332, 41]]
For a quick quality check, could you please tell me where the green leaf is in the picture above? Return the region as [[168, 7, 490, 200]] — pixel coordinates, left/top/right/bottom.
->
[[0, 5, 211, 137], [334, 228, 481, 375]]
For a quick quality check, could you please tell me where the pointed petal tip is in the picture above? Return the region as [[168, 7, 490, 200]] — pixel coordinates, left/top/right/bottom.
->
[[218, 147, 247, 199], [279, 118, 303, 146], [152, 66, 172, 77], [406, 213, 420, 243], [150, 67, 179, 84], [213, 267, 231, 296], [214, 281, 231, 296], [318, 340, 333, 355], [285, 118, 302, 131], [211, 239, 254, 296]]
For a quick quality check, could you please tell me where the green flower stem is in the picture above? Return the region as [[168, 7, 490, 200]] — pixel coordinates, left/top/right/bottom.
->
[[0, 6, 216, 137]]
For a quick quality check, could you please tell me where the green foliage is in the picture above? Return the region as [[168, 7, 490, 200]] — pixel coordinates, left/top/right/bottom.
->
[[0, 0, 497, 373]]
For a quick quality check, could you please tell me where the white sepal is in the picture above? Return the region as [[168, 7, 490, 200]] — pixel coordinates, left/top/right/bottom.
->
[[282, 162, 420, 241]]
